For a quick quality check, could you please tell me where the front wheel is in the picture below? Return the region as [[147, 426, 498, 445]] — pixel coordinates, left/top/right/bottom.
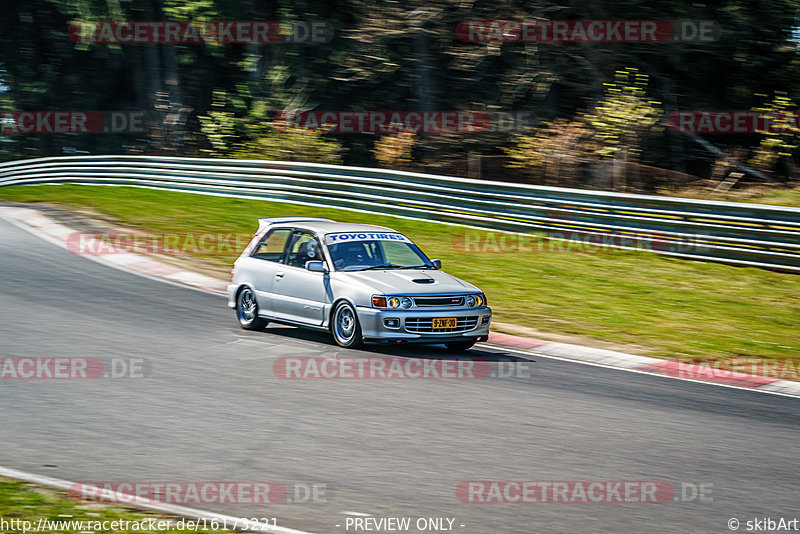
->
[[236, 287, 268, 330], [331, 301, 363, 348], [445, 340, 476, 352]]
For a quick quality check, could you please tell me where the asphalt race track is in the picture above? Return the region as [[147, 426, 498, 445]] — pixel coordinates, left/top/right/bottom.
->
[[1, 215, 798, 534]]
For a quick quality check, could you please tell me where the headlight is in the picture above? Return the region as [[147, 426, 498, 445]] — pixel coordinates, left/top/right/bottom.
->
[[374, 296, 413, 308], [465, 295, 476, 307], [476, 294, 484, 307]]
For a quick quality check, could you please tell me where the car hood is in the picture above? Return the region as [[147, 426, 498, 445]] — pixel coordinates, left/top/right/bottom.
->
[[338, 269, 480, 294]]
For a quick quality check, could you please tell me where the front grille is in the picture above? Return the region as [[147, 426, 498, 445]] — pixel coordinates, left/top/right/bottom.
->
[[412, 295, 465, 307], [405, 316, 479, 333]]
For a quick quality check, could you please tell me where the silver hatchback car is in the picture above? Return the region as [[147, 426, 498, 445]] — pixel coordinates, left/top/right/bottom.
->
[[227, 217, 492, 350]]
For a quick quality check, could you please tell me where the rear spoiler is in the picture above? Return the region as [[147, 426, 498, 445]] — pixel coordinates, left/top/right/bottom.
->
[[256, 217, 333, 234]]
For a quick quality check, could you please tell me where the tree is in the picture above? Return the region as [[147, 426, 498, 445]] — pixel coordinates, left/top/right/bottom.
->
[[586, 68, 663, 163], [230, 126, 345, 164], [502, 118, 596, 186], [372, 131, 415, 170], [747, 94, 800, 178]]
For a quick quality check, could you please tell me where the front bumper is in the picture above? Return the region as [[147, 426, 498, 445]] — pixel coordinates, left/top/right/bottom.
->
[[227, 284, 237, 308], [357, 306, 492, 343]]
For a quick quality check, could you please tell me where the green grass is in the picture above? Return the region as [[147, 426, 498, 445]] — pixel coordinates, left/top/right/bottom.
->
[[0, 477, 224, 534], [745, 186, 800, 207], [660, 183, 800, 208], [1, 184, 799, 367]]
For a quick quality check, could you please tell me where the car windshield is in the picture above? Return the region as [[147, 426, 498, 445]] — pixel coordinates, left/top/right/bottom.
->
[[325, 232, 434, 271]]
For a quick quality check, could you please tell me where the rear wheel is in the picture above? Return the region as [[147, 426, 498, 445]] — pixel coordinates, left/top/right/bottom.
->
[[236, 287, 268, 330], [331, 301, 363, 348], [445, 340, 476, 352]]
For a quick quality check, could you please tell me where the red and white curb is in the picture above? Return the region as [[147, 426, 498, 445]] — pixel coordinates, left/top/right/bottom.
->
[[2, 205, 799, 398], [488, 334, 800, 397], [0, 466, 314, 534], [0, 206, 227, 294]]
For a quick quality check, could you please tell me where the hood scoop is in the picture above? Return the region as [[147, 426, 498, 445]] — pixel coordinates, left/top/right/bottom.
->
[[412, 278, 435, 284]]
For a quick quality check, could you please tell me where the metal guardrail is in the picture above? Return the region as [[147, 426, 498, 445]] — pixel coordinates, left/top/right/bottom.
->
[[1, 155, 799, 272]]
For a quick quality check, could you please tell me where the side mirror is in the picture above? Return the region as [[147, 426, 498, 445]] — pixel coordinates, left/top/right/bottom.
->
[[431, 259, 442, 269], [306, 260, 329, 273]]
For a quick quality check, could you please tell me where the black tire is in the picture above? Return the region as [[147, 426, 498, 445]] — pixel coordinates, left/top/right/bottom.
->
[[445, 340, 477, 352], [331, 301, 364, 348], [236, 287, 269, 330]]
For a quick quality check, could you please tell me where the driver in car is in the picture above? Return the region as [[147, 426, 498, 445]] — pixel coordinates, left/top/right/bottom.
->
[[332, 243, 369, 270], [298, 239, 322, 268]]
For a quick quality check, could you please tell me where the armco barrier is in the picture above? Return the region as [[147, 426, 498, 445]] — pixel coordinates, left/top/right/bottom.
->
[[1, 155, 799, 272]]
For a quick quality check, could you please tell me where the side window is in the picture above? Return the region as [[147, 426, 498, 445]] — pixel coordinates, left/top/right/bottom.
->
[[252, 229, 291, 262], [286, 231, 323, 268]]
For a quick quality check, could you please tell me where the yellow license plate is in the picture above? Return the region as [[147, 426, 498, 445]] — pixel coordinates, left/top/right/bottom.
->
[[433, 318, 457, 329]]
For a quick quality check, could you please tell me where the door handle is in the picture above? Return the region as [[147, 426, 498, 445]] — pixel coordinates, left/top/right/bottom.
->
[[275, 272, 285, 278]]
